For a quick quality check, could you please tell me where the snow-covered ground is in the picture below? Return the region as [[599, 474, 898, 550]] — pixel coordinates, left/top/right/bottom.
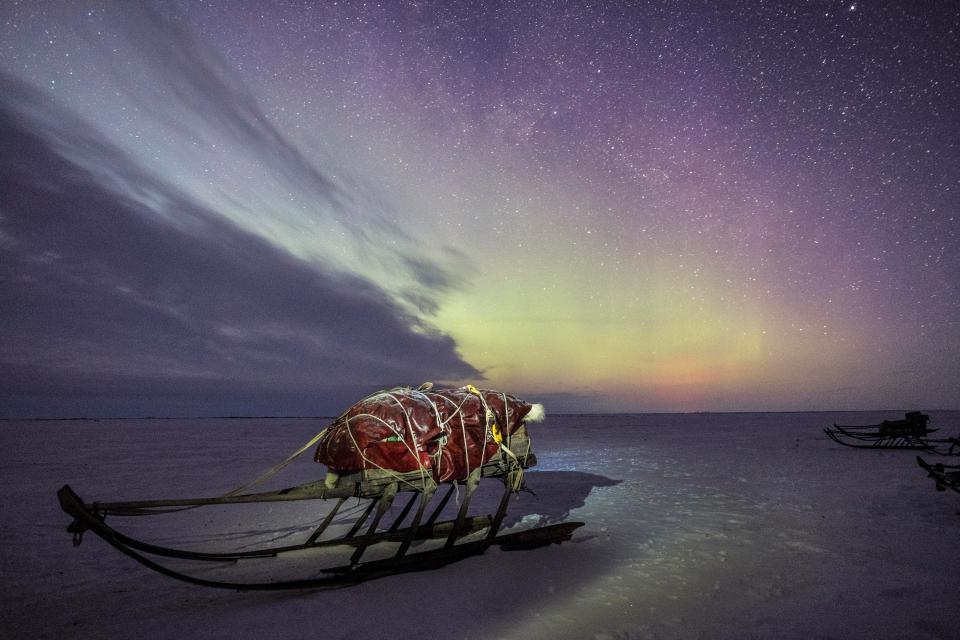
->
[[2, 412, 958, 639]]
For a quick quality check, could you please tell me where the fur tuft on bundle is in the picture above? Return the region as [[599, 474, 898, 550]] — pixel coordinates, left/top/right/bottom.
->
[[523, 403, 546, 423]]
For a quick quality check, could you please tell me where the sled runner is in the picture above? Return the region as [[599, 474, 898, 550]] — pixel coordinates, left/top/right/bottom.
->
[[916, 456, 960, 494], [58, 385, 583, 590], [823, 412, 960, 455]]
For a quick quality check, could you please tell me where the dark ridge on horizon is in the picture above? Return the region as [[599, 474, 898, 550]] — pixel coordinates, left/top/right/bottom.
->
[[0, 415, 338, 422]]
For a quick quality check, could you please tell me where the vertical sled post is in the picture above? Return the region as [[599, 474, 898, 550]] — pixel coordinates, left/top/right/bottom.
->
[[350, 482, 398, 565], [424, 483, 456, 527], [345, 498, 379, 538], [486, 469, 519, 541], [306, 497, 346, 545], [395, 484, 436, 558], [387, 492, 421, 533], [445, 467, 482, 549]]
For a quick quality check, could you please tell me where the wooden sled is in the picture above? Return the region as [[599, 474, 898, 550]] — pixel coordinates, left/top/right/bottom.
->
[[916, 456, 960, 494], [824, 412, 959, 455], [59, 427, 583, 590]]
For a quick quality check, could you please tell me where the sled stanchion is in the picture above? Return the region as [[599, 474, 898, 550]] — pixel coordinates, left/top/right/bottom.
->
[[486, 469, 518, 541], [346, 498, 379, 538], [350, 482, 397, 565], [445, 468, 481, 549], [424, 483, 456, 527], [396, 485, 436, 558], [387, 491, 420, 533], [306, 497, 346, 545]]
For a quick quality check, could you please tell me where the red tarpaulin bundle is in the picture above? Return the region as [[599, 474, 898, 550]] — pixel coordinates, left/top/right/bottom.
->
[[314, 385, 543, 482]]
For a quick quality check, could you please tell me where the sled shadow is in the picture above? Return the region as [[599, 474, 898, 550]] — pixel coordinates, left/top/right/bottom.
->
[[166, 470, 625, 639], [506, 470, 622, 526]]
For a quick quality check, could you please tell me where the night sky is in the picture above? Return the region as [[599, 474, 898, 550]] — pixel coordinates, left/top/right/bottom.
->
[[1, 1, 958, 416]]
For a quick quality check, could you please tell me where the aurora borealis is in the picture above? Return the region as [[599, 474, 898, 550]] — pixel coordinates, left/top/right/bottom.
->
[[1, 1, 958, 416]]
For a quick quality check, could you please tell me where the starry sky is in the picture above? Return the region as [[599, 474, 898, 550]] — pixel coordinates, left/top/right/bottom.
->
[[1, 1, 958, 417]]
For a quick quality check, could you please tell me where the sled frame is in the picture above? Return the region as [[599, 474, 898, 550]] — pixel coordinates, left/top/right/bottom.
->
[[824, 426, 960, 455], [916, 456, 960, 494], [59, 449, 583, 590]]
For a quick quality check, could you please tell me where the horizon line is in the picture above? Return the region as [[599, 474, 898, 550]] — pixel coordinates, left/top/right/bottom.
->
[[2, 408, 958, 422]]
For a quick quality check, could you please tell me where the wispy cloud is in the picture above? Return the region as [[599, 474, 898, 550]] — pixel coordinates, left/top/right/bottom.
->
[[0, 74, 478, 417], [64, 3, 470, 316]]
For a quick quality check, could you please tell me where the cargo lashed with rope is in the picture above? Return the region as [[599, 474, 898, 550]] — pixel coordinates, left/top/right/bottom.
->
[[315, 384, 543, 488]]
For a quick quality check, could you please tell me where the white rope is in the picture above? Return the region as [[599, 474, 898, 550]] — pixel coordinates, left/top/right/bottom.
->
[[342, 412, 429, 491], [434, 389, 487, 486]]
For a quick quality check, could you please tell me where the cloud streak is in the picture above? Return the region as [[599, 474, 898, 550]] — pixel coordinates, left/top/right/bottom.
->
[[64, 3, 468, 318], [0, 74, 478, 417], [107, 3, 344, 211]]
